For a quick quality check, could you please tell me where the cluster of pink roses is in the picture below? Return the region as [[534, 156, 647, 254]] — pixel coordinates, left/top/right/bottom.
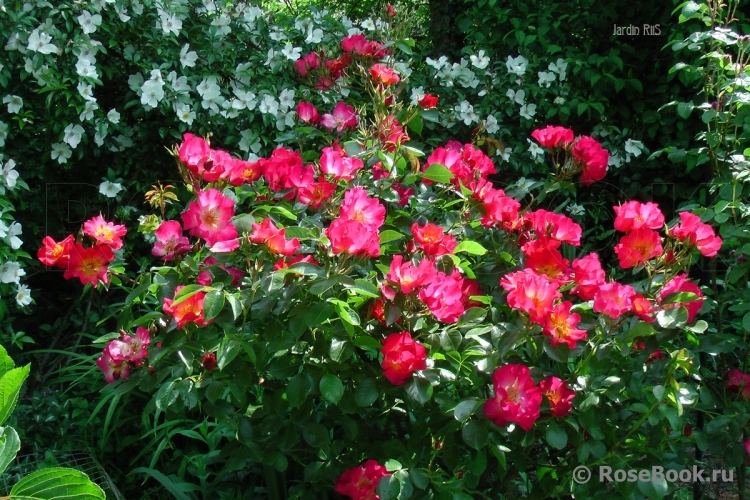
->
[[37, 215, 125, 288], [531, 125, 609, 186], [484, 364, 575, 431], [95, 327, 150, 383]]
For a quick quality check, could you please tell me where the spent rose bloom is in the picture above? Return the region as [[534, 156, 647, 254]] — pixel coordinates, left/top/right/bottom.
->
[[484, 364, 542, 431], [539, 376, 576, 417], [658, 273, 703, 323], [95, 349, 130, 383], [83, 215, 127, 250], [670, 212, 722, 257], [334, 460, 390, 500], [613, 201, 665, 232], [381, 331, 427, 385], [593, 282, 636, 319]]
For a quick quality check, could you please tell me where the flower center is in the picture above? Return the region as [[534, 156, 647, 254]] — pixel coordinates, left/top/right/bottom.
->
[[96, 226, 115, 241]]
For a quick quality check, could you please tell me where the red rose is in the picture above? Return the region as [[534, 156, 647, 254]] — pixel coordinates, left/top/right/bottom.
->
[[381, 332, 427, 385]]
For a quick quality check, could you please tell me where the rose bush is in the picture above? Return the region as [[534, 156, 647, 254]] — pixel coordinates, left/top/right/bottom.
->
[[35, 23, 739, 496]]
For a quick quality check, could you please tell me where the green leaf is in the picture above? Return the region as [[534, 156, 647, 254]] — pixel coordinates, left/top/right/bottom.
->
[[626, 321, 657, 339], [287, 373, 313, 408], [203, 290, 225, 321], [385, 459, 402, 472], [302, 423, 330, 447], [355, 378, 379, 407], [131, 467, 195, 500], [380, 230, 405, 244], [217, 338, 240, 371], [394, 470, 413, 499], [661, 291, 700, 305], [0, 345, 15, 379], [406, 114, 423, 135], [421, 163, 454, 184], [454, 398, 481, 423], [637, 475, 668, 500], [546, 423, 568, 449], [462, 420, 489, 450], [10, 467, 106, 500], [0, 426, 20, 476], [677, 101, 693, 119], [0, 364, 30, 426], [656, 307, 688, 329], [319, 374, 344, 405], [453, 240, 487, 256], [377, 474, 400, 500], [742, 312, 750, 333]]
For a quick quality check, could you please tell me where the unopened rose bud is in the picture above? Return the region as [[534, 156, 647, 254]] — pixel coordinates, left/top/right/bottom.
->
[[202, 352, 217, 371], [433, 438, 443, 450], [684, 424, 694, 437], [738, 254, 747, 263]]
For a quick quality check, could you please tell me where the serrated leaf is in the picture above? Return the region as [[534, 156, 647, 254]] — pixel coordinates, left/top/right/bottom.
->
[[0, 364, 30, 427], [287, 373, 313, 408], [454, 398, 481, 423], [0, 426, 21, 476], [546, 423, 567, 449], [319, 374, 344, 405], [355, 378, 379, 407], [656, 307, 688, 329], [462, 420, 489, 450]]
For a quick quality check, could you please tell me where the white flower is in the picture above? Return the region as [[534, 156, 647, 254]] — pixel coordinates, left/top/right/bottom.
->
[[5, 32, 26, 53], [549, 58, 568, 81], [554, 96, 566, 105], [161, 13, 182, 36], [259, 95, 279, 116], [78, 10, 102, 34], [76, 60, 99, 79], [132, 1, 144, 15], [168, 72, 190, 93], [107, 109, 120, 124], [567, 203, 585, 216], [608, 151, 623, 168], [141, 79, 165, 107], [0, 121, 7, 148], [278, 89, 295, 112], [1, 159, 19, 190], [197, 76, 220, 99], [305, 25, 323, 44], [239, 129, 261, 154], [6, 221, 22, 249], [115, 5, 131, 22], [77, 82, 96, 101], [180, 44, 198, 68], [16, 284, 32, 306], [528, 139, 544, 159], [281, 42, 302, 61], [538, 71, 556, 88], [231, 89, 257, 111], [176, 103, 196, 125], [506, 55, 528, 76], [625, 139, 644, 157], [515, 177, 534, 192], [27, 29, 57, 54], [269, 30, 286, 41], [496, 149, 511, 162], [109, 134, 133, 152], [0, 261, 25, 284], [51, 142, 72, 163], [64, 124, 85, 148], [485, 115, 500, 135], [99, 180, 123, 197], [0, 220, 8, 238], [361, 18, 376, 31], [506, 88, 525, 105], [264, 48, 278, 67], [520, 103, 536, 120], [276, 110, 296, 131], [393, 62, 412, 79], [426, 56, 449, 71], [470, 50, 490, 69], [149, 69, 164, 84], [410, 86, 425, 106], [3, 95, 23, 114], [201, 93, 225, 115], [79, 100, 98, 121], [455, 100, 478, 125], [211, 15, 231, 36], [347, 27, 363, 36]]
